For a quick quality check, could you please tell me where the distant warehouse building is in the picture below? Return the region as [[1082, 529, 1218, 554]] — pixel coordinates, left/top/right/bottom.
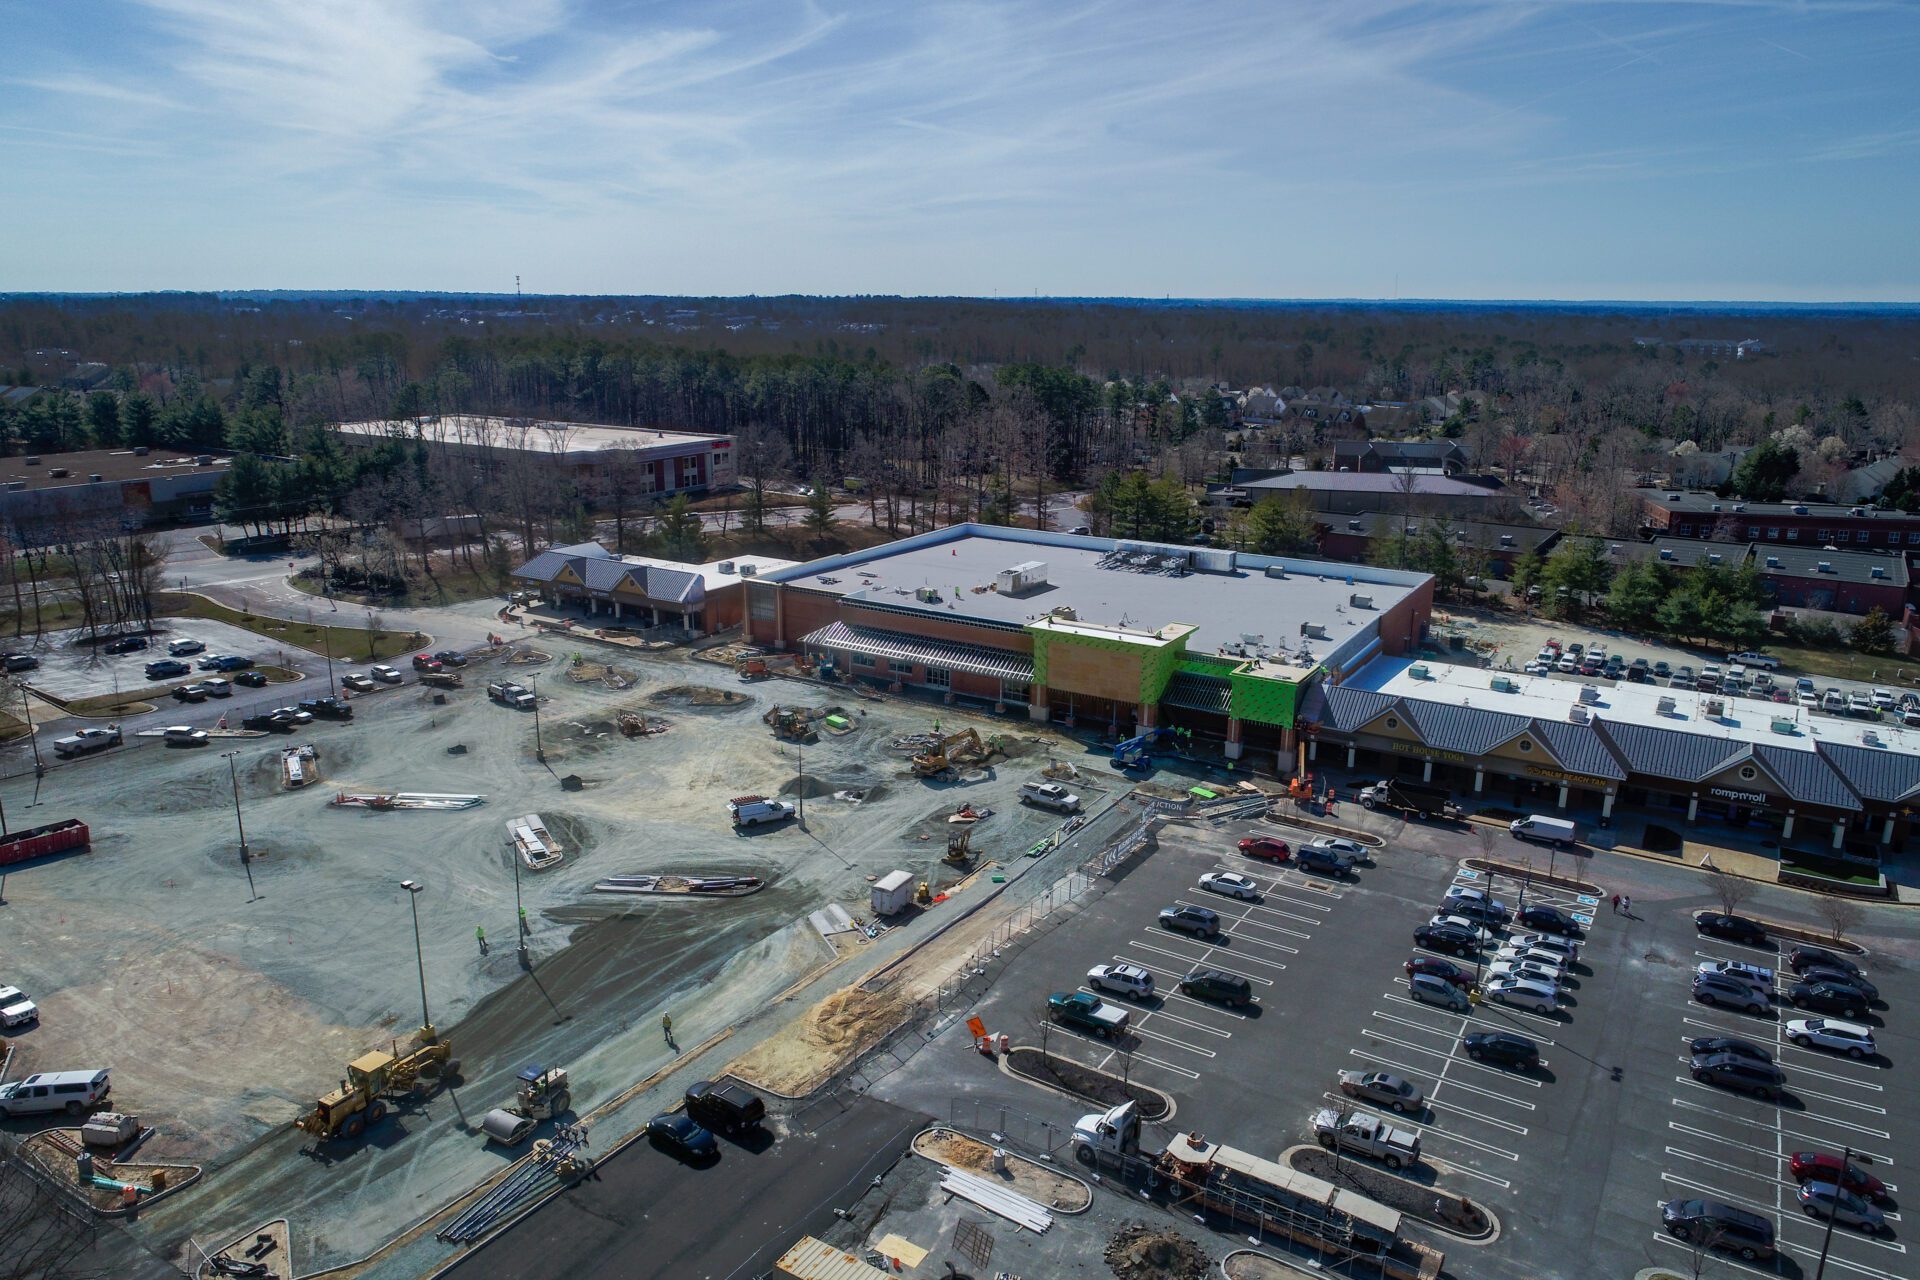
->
[[1753, 545, 1913, 616], [0, 446, 228, 530], [741, 524, 1434, 767], [1636, 489, 1920, 549], [334, 415, 735, 496]]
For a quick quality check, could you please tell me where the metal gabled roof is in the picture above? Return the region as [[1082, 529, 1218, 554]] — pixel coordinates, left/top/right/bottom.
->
[[1530, 719, 1628, 780], [1397, 701, 1532, 756], [1595, 720, 1747, 782], [1817, 742, 1920, 805], [1164, 671, 1232, 715], [801, 621, 1034, 683], [1749, 745, 1862, 812], [1318, 685, 1402, 733]]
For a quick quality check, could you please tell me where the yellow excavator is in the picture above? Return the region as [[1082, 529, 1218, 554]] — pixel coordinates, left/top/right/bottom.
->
[[911, 728, 990, 778], [944, 828, 974, 868], [294, 1025, 457, 1142]]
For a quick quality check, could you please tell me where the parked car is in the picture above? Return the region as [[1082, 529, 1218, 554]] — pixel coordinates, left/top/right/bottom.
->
[[271, 706, 316, 726], [1199, 871, 1260, 900], [683, 1080, 765, 1136], [1503, 932, 1580, 962], [1404, 956, 1473, 989], [53, 725, 122, 758], [1695, 960, 1775, 993], [1788, 982, 1871, 1019], [1413, 923, 1483, 958], [162, 725, 209, 747], [233, 669, 268, 688], [1463, 1031, 1539, 1069], [207, 654, 254, 671], [1295, 845, 1355, 877], [1660, 1199, 1775, 1262], [1672, 665, 1695, 685], [1440, 885, 1508, 914], [1302, 835, 1367, 859], [1797, 1181, 1887, 1234], [411, 653, 442, 672], [1516, 904, 1583, 936], [0, 986, 39, 1028], [370, 664, 404, 684], [1159, 905, 1221, 938], [1731, 651, 1781, 670], [434, 650, 469, 667], [202, 677, 231, 697], [1785, 1017, 1876, 1057], [1439, 897, 1510, 927], [1483, 977, 1559, 1014], [1177, 968, 1253, 1008], [171, 684, 209, 703], [646, 1112, 717, 1162], [1694, 912, 1769, 946], [1424, 914, 1495, 947], [0, 1069, 112, 1119], [1801, 967, 1877, 1001], [166, 637, 205, 656], [1088, 964, 1156, 1000], [300, 696, 354, 721], [145, 658, 191, 679], [1788, 946, 1862, 980], [1690, 1052, 1785, 1100], [1789, 1151, 1888, 1203], [1494, 944, 1569, 974], [1687, 1035, 1772, 1065], [1487, 958, 1563, 986], [1692, 972, 1771, 1015], [1337, 1070, 1424, 1113], [1237, 836, 1290, 863], [342, 673, 377, 693], [1651, 660, 1672, 679], [102, 635, 148, 654], [1407, 972, 1470, 1011]]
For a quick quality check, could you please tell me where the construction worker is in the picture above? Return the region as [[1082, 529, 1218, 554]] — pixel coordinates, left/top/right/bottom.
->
[[661, 1013, 673, 1043], [519, 906, 530, 936], [476, 925, 488, 956]]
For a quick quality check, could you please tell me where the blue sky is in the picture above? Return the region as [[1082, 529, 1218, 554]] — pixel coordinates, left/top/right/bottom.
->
[[2, 0, 1917, 300]]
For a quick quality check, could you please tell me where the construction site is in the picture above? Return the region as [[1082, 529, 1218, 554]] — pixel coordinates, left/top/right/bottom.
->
[[0, 635, 1126, 1275]]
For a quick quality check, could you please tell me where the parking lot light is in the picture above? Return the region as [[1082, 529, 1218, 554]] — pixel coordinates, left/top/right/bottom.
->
[[1814, 1146, 1871, 1280]]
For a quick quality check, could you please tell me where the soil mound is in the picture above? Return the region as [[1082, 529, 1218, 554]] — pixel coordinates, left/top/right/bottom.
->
[[1105, 1223, 1212, 1280], [650, 685, 750, 711]]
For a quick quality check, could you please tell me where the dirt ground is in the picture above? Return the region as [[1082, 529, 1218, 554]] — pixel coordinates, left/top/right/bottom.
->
[[912, 1127, 1091, 1210], [0, 637, 1101, 1270], [731, 984, 916, 1095]]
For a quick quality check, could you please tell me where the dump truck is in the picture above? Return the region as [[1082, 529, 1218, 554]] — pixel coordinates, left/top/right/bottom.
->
[[1047, 991, 1130, 1038], [487, 680, 536, 709], [1357, 779, 1462, 821], [295, 1027, 457, 1142], [1311, 1107, 1422, 1169], [480, 1063, 571, 1147]]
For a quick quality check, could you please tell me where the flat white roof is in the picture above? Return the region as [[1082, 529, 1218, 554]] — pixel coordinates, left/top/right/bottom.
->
[[335, 415, 729, 457], [1351, 657, 1918, 755], [676, 554, 798, 590]]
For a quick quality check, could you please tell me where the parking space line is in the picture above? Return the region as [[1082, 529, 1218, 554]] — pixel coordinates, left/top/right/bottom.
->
[[1663, 1171, 1909, 1258], [1369, 1010, 1465, 1041], [1122, 941, 1279, 982], [1073, 989, 1234, 1037], [1669, 1086, 1892, 1140], [1127, 1023, 1219, 1057], [1177, 896, 1315, 938], [1676, 1033, 1886, 1085], [1670, 1099, 1894, 1161], [1379, 993, 1557, 1043], [1790, 1085, 1889, 1115], [1354, 1034, 1543, 1091], [1347, 1049, 1537, 1112], [1649, 1234, 1777, 1280], [1216, 924, 1304, 956], [1660, 1171, 1781, 1229], [1206, 867, 1337, 911], [1664, 1145, 1796, 1193], [1421, 1156, 1513, 1192], [1153, 990, 1255, 1020], [1176, 937, 1292, 974]]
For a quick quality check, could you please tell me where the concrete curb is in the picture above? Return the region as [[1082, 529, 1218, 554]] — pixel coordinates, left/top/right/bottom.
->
[[1280, 1143, 1500, 1246], [996, 1045, 1177, 1125], [908, 1124, 1094, 1213]]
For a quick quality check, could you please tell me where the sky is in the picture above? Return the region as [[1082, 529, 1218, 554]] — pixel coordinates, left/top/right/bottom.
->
[[1, 0, 1917, 301]]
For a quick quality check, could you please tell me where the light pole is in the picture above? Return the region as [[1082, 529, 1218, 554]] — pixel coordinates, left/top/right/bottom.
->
[[401, 879, 436, 1042], [530, 672, 545, 763], [1813, 1146, 1871, 1280], [795, 737, 806, 827], [20, 686, 43, 777], [512, 842, 529, 966], [221, 750, 257, 901]]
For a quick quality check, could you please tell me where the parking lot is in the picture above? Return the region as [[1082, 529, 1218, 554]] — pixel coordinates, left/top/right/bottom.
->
[[874, 809, 1920, 1280], [8, 618, 295, 700]]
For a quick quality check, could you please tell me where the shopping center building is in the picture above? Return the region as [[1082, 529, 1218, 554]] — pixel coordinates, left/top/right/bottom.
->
[[1300, 656, 1920, 858], [742, 525, 1434, 765]]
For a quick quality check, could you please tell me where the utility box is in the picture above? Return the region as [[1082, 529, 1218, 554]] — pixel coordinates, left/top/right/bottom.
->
[[81, 1113, 138, 1148], [870, 870, 915, 917]]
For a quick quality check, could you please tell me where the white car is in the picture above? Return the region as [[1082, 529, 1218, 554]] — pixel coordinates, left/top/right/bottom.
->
[[162, 725, 209, 747], [1556, 655, 1580, 673], [1505, 932, 1579, 962], [272, 706, 316, 725], [1786, 1017, 1876, 1059], [1442, 885, 1508, 913], [1495, 943, 1569, 972], [1486, 958, 1562, 986], [1731, 651, 1780, 670], [1870, 688, 1896, 709], [1798, 689, 1818, 708], [1483, 977, 1559, 1014], [342, 673, 376, 692], [1425, 915, 1496, 946], [1087, 964, 1155, 1000], [1199, 871, 1260, 900], [1697, 960, 1774, 992], [167, 637, 205, 656], [1524, 661, 1553, 675], [0, 986, 38, 1028], [1303, 836, 1367, 859], [370, 664, 404, 684]]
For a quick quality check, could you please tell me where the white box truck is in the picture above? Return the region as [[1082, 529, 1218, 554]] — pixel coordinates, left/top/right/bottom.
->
[[1509, 815, 1578, 848], [870, 870, 915, 916]]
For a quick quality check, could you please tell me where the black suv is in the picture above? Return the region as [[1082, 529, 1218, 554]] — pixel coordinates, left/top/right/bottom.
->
[[1158, 905, 1220, 938], [1414, 923, 1482, 957], [300, 697, 354, 721], [233, 670, 269, 688], [1438, 898, 1509, 927], [242, 712, 297, 733], [1517, 904, 1583, 937], [1687, 1036, 1772, 1065], [684, 1079, 765, 1135], [1788, 981, 1870, 1019], [1463, 1031, 1539, 1069], [1690, 1052, 1786, 1100], [1661, 1199, 1776, 1262], [1694, 912, 1769, 946], [1294, 846, 1354, 877], [1177, 969, 1253, 1008], [103, 635, 149, 654], [1788, 945, 1861, 980]]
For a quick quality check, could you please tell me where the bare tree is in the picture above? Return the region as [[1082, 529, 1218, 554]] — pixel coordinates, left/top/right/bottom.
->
[[0, 1149, 108, 1280], [1814, 896, 1865, 944], [733, 422, 792, 535], [1706, 871, 1756, 917]]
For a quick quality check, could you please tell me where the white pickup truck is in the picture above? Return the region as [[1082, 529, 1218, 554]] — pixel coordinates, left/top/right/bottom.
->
[[728, 795, 797, 827], [487, 680, 537, 709], [1311, 1107, 1422, 1169], [52, 725, 122, 759]]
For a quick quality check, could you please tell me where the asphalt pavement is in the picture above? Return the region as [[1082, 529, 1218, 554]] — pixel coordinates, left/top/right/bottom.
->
[[450, 1094, 930, 1280]]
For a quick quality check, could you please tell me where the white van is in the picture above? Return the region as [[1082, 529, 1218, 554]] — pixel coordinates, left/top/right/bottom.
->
[[1510, 815, 1578, 848], [1019, 781, 1082, 813], [0, 1069, 111, 1118]]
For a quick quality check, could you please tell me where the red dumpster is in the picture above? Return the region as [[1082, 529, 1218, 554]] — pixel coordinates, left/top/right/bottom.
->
[[0, 818, 91, 867]]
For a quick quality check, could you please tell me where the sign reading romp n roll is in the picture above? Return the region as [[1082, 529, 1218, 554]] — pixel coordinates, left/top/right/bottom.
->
[[1709, 787, 1767, 805]]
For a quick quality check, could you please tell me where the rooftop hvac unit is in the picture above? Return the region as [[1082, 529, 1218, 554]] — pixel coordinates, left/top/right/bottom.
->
[[1189, 547, 1237, 574], [1666, 493, 1682, 501], [1568, 706, 1590, 724], [1771, 717, 1795, 734], [1851, 507, 1867, 517], [717, 560, 736, 574], [1349, 593, 1374, 609], [1872, 565, 1887, 578], [1490, 676, 1518, 693], [1704, 698, 1725, 717], [1817, 561, 1833, 573], [1711, 504, 1722, 512], [1578, 685, 1600, 703], [48, 467, 69, 478], [996, 561, 1049, 595], [1863, 730, 1882, 747], [1708, 553, 1723, 564], [1657, 696, 1677, 715], [739, 564, 758, 577], [914, 586, 940, 603], [88, 473, 102, 482], [1347, 519, 1362, 531], [1264, 565, 1288, 579], [1241, 633, 1265, 647], [1409, 663, 1430, 679], [1051, 605, 1077, 620], [1765, 556, 1781, 568], [195, 454, 213, 465], [1299, 621, 1326, 638], [1609, 544, 1622, 555], [1499, 534, 1515, 547], [23, 456, 38, 465], [1734, 504, 1747, 512], [133, 445, 149, 456], [1792, 504, 1809, 515], [1659, 548, 1674, 560]]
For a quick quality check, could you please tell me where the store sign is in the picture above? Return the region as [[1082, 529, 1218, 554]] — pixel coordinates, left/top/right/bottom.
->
[[1709, 786, 1768, 805], [1525, 765, 1612, 789], [1386, 741, 1472, 765]]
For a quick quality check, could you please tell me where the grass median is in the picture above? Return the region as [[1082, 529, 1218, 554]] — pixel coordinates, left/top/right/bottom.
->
[[155, 592, 422, 662]]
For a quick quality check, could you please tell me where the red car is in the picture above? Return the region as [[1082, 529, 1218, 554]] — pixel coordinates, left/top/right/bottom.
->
[[1789, 1151, 1888, 1203], [1405, 955, 1475, 989], [411, 653, 443, 672], [1238, 837, 1291, 862]]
